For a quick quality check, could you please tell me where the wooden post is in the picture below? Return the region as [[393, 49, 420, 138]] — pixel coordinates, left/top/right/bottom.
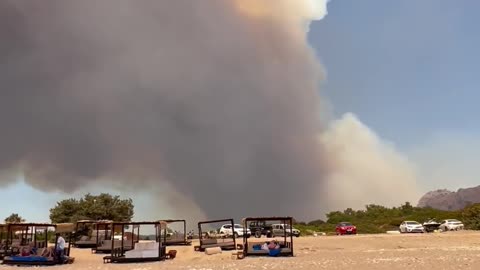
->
[[96, 223, 100, 248], [53, 230, 58, 263], [110, 224, 115, 257], [198, 223, 202, 247], [34, 226, 37, 248], [231, 219, 236, 250], [157, 223, 161, 259], [121, 224, 125, 255], [131, 224, 134, 249], [183, 220, 187, 243], [289, 218, 294, 256], [45, 228, 48, 251]]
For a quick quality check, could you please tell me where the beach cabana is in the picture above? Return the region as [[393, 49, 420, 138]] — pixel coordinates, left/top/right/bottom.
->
[[103, 221, 168, 263], [242, 217, 294, 257], [91, 220, 116, 253], [2, 223, 75, 266], [194, 219, 240, 252], [0, 224, 7, 259], [95, 221, 138, 254], [160, 219, 192, 246], [74, 220, 108, 248]]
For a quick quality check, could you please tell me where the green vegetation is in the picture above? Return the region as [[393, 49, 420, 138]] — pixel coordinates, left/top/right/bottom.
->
[[4, 213, 25, 223], [294, 202, 466, 235], [462, 203, 480, 230], [49, 193, 134, 223]]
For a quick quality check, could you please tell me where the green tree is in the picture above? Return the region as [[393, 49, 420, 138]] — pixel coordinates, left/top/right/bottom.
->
[[462, 203, 480, 230], [307, 219, 325, 226], [49, 193, 134, 223], [400, 202, 414, 214], [5, 213, 25, 223]]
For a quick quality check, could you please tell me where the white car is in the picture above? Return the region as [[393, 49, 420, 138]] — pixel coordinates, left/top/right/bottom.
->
[[272, 224, 301, 237], [439, 219, 464, 231], [399, 221, 425, 233], [219, 224, 251, 238]]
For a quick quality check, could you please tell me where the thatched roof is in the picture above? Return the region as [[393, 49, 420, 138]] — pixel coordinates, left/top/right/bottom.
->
[[161, 219, 186, 224], [6, 223, 54, 231], [56, 223, 75, 233]]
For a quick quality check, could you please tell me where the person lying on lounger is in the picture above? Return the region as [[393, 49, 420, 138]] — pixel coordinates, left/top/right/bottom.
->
[[261, 240, 280, 251], [20, 246, 30, 257], [29, 242, 38, 255], [17, 242, 39, 257]]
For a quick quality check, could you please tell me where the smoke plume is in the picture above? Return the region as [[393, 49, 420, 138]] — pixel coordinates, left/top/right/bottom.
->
[[320, 114, 420, 211], [0, 0, 420, 220]]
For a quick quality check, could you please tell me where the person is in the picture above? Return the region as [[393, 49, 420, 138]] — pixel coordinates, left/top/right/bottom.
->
[[55, 233, 66, 262], [20, 246, 30, 257], [29, 242, 38, 255]]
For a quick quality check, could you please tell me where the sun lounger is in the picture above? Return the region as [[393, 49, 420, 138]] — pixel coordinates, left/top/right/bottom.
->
[[242, 217, 295, 257], [245, 241, 292, 255], [164, 234, 192, 246], [102, 221, 168, 264], [3, 255, 54, 265], [95, 239, 133, 253], [75, 236, 98, 248], [195, 238, 238, 251]]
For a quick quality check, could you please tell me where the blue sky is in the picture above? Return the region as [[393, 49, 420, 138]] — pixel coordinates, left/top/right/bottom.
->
[[308, 0, 480, 192], [1, 0, 479, 222], [310, 0, 480, 147], [0, 180, 161, 223]]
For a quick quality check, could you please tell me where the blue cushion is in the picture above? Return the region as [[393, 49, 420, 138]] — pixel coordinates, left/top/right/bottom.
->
[[9, 256, 48, 262], [253, 245, 262, 250], [268, 248, 281, 256]]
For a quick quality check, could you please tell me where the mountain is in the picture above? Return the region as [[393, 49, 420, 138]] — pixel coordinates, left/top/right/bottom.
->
[[417, 186, 480, 211]]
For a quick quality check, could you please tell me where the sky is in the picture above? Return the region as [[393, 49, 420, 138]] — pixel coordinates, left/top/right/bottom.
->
[[309, 0, 480, 192], [310, 0, 480, 146], [1, 0, 479, 222]]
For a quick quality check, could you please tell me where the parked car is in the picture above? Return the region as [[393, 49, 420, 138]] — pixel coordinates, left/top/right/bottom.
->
[[336, 222, 357, 235], [271, 224, 301, 237], [439, 219, 464, 231], [249, 220, 274, 238], [422, 219, 441, 232], [219, 224, 251, 238], [399, 221, 425, 233]]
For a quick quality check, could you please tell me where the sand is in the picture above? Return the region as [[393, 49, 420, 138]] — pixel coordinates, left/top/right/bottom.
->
[[2, 231, 480, 269]]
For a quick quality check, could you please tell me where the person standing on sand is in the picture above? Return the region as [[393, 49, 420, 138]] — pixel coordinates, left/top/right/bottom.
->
[[56, 233, 65, 262]]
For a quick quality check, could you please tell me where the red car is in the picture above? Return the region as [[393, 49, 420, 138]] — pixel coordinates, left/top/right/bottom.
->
[[336, 222, 357, 235]]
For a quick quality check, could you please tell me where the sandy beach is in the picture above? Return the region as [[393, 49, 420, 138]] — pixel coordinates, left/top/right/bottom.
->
[[2, 231, 480, 270]]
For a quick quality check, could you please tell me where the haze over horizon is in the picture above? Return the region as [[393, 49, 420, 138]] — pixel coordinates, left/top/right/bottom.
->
[[1, 0, 479, 223]]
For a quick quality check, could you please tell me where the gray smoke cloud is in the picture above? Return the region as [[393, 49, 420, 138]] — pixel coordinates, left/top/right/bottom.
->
[[0, 1, 332, 220]]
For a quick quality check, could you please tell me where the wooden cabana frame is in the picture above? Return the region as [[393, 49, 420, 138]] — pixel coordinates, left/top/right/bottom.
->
[[74, 220, 110, 249], [103, 221, 167, 264], [2, 223, 75, 266], [194, 219, 240, 252], [91, 220, 114, 253], [242, 217, 294, 257], [160, 219, 192, 246], [0, 224, 7, 260]]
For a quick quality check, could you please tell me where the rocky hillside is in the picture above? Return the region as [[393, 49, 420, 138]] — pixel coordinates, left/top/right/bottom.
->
[[417, 186, 480, 211]]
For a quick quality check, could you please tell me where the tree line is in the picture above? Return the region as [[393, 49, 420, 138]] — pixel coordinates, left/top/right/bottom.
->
[[5, 196, 480, 235], [294, 202, 480, 234], [4, 193, 134, 224]]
